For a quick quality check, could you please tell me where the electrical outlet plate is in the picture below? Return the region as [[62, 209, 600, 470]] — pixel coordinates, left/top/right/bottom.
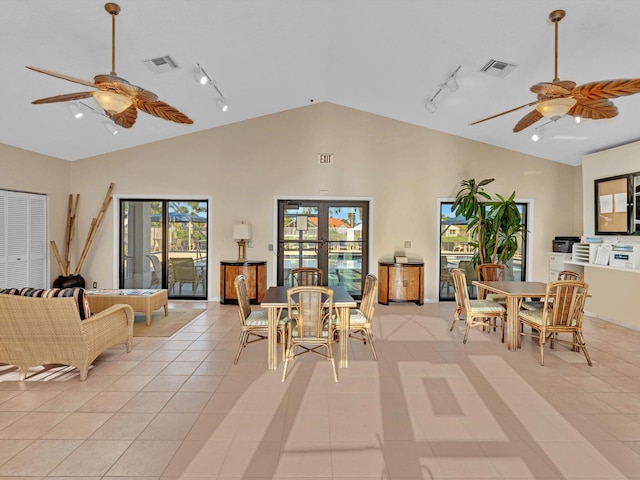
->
[[404, 241, 411, 248]]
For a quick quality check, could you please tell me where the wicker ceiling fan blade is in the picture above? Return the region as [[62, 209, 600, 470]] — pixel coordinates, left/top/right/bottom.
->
[[470, 101, 539, 126], [569, 98, 618, 119], [135, 100, 193, 125], [513, 109, 544, 133], [105, 103, 138, 128], [26, 66, 97, 89], [572, 79, 640, 100], [31, 91, 95, 104]]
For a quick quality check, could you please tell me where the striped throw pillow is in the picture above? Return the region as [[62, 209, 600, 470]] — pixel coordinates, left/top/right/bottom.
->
[[19, 287, 91, 320]]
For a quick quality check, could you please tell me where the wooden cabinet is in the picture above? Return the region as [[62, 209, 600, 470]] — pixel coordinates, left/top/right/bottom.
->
[[378, 258, 424, 305], [220, 261, 267, 304]]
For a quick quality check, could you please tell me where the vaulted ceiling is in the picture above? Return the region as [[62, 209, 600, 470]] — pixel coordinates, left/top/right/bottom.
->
[[3, 0, 640, 165]]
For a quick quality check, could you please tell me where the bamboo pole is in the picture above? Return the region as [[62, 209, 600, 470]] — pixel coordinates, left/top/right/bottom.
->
[[64, 194, 80, 274], [74, 183, 114, 275], [50, 240, 67, 276]]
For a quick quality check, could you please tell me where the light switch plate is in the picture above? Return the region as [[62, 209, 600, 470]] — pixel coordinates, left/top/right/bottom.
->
[[404, 241, 411, 248]]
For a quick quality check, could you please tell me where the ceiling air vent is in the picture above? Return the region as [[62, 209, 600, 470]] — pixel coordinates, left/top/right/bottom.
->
[[143, 55, 180, 74], [479, 59, 517, 78]]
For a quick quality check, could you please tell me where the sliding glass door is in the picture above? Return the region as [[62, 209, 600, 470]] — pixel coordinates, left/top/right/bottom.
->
[[276, 200, 369, 300], [439, 201, 528, 301], [120, 199, 208, 299]]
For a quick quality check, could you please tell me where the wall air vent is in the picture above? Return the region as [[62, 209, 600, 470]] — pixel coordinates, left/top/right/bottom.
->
[[479, 59, 517, 78], [143, 55, 180, 74]]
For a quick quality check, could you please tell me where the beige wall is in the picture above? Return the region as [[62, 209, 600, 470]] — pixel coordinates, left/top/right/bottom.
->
[[580, 141, 640, 328], [2, 102, 581, 300], [0, 143, 70, 280]]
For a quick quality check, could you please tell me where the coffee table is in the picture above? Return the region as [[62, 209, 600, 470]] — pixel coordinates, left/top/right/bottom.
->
[[86, 289, 168, 326]]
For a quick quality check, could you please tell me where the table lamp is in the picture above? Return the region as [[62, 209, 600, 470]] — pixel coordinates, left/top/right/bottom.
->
[[232, 222, 252, 263]]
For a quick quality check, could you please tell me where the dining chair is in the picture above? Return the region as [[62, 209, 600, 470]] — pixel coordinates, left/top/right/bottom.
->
[[440, 255, 453, 296], [169, 257, 205, 295], [450, 268, 506, 343], [291, 267, 323, 286], [521, 270, 584, 311], [331, 273, 378, 360], [457, 260, 477, 297], [518, 279, 591, 366], [476, 263, 506, 303], [234, 275, 287, 364], [147, 254, 161, 289], [283, 286, 337, 382]]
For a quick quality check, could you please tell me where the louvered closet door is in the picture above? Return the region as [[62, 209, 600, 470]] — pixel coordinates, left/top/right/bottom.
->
[[0, 190, 47, 289]]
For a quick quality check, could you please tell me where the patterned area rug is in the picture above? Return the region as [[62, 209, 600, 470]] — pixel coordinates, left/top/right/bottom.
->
[[132, 308, 205, 337]]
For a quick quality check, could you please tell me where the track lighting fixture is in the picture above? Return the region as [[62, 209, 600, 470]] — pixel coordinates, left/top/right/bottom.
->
[[196, 63, 228, 112], [425, 66, 461, 114], [68, 103, 84, 119], [76, 101, 122, 135]]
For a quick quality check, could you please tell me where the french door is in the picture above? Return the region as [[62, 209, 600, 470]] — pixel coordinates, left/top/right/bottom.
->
[[119, 199, 208, 299], [276, 200, 369, 300]]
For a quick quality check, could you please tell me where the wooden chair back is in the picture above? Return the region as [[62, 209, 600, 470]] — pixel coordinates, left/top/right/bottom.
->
[[476, 263, 505, 299], [545, 280, 588, 330], [234, 275, 252, 325], [359, 273, 378, 321], [557, 270, 583, 281], [451, 268, 470, 313], [287, 286, 333, 338], [291, 267, 323, 286]]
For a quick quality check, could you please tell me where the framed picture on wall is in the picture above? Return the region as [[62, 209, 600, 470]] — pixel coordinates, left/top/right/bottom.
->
[[594, 174, 631, 235]]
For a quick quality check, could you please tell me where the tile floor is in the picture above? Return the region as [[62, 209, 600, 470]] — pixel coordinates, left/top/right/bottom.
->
[[1, 300, 640, 479]]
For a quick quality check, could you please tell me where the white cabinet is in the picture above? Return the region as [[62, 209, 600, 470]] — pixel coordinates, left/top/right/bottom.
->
[[0, 190, 47, 289], [549, 253, 571, 282]]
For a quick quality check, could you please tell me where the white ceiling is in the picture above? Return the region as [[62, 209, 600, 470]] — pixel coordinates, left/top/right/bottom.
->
[[3, 0, 640, 165]]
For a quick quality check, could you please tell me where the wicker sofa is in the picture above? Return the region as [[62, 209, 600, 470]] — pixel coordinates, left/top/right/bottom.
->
[[0, 293, 134, 381]]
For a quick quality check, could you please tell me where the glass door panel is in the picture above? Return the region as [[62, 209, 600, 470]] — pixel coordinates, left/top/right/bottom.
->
[[439, 201, 528, 301], [281, 204, 319, 286], [327, 206, 363, 296], [120, 199, 208, 300]]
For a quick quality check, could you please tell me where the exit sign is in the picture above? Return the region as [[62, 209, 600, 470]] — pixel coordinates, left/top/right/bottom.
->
[[317, 153, 334, 165]]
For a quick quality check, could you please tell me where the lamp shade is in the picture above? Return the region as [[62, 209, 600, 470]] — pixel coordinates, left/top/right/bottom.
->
[[535, 97, 577, 118], [232, 223, 252, 240], [93, 91, 133, 114]]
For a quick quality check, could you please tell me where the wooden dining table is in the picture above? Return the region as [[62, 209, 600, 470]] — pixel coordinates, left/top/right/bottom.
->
[[260, 285, 357, 370], [472, 280, 548, 351]]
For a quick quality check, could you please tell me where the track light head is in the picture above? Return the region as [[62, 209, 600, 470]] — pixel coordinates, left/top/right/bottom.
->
[[105, 122, 119, 135], [68, 103, 84, 119], [195, 63, 212, 86], [217, 98, 229, 112], [531, 127, 543, 142], [425, 100, 437, 113], [445, 75, 459, 92]]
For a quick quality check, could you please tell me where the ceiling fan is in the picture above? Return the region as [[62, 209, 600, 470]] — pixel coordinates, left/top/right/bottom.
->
[[471, 9, 640, 132], [27, 2, 193, 128]]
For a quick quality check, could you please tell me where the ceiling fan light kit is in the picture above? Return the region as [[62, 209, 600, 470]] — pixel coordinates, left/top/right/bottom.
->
[[535, 97, 577, 119], [93, 91, 133, 115], [471, 9, 640, 133], [27, 3, 193, 129]]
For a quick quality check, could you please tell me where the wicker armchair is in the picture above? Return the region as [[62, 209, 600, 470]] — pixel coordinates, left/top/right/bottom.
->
[[0, 294, 134, 381]]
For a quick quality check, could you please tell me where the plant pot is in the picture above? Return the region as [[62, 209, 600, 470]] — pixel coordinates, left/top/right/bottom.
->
[[53, 275, 86, 289]]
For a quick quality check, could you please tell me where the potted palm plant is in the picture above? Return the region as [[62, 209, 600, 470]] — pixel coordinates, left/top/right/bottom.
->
[[452, 178, 526, 266]]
